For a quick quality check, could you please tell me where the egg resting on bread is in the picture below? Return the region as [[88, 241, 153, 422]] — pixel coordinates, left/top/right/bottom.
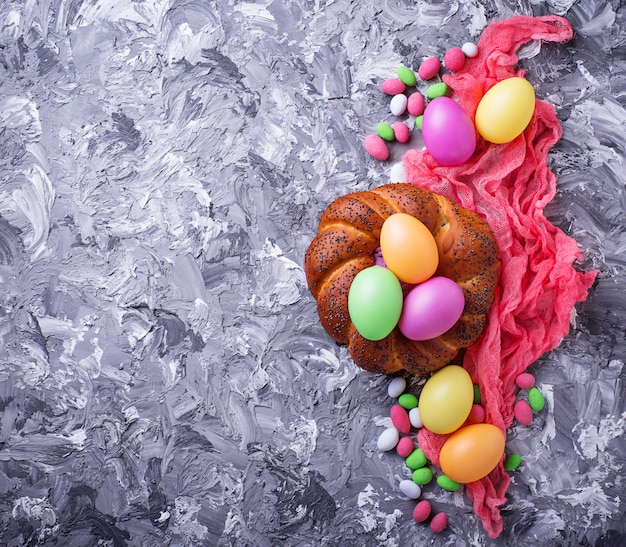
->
[[304, 183, 501, 376]]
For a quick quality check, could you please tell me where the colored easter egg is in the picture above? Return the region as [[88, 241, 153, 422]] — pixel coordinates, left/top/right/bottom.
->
[[475, 77, 536, 143], [439, 423, 506, 483], [398, 276, 465, 341], [380, 213, 439, 284], [418, 365, 473, 434], [364, 134, 389, 160], [422, 97, 476, 166], [348, 266, 403, 341]]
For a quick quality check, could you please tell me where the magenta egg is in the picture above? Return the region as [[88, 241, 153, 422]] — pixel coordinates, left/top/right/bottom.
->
[[398, 276, 465, 341], [422, 97, 476, 166]]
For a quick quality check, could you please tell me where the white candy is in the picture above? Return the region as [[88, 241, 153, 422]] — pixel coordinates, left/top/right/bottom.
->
[[389, 162, 405, 183], [387, 377, 406, 398], [390, 93, 408, 116], [377, 427, 400, 451], [461, 42, 478, 58], [409, 407, 423, 428], [399, 479, 422, 499]]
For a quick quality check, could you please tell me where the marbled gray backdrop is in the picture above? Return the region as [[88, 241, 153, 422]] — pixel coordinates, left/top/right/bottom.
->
[[0, 0, 624, 546]]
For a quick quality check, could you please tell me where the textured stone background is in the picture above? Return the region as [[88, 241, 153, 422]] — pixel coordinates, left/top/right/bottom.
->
[[0, 1, 624, 545]]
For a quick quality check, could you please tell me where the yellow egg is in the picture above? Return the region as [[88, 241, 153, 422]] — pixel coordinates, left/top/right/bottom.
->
[[418, 365, 473, 434], [475, 77, 535, 144], [380, 213, 439, 284], [439, 423, 506, 483]]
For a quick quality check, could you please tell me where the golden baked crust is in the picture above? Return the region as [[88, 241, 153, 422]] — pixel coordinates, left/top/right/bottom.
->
[[304, 183, 501, 376]]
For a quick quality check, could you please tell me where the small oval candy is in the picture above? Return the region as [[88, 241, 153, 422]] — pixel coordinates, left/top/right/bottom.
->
[[397, 66, 417, 86], [382, 78, 406, 95], [415, 115, 423, 131], [390, 404, 411, 434], [430, 512, 448, 533], [407, 92, 425, 116], [465, 403, 485, 425], [393, 121, 411, 143], [377, 122, 395, 141], [413, 500, 432, 522], [426, 82, 450, 99], [396, 436, 415, 458], [515, 372, 535, 390], [461, 42, 478, 58], [398, 392, 418, 409], [514, 400, 533, 426], [399, 479, 421, 499], [437, 474, 461, 492], [418, 57, 440, 80], [389, 161, 405, 183], [377, 427, 400, 451], [411, 467, 433, 485], [364, 134, 389, 161], [388, 376, 407, 398], [443, 47, 465, 72], [409, 407, 423, 428], [504, 453, 522, 471], [390, 93, 408, 116], [528, 387, 545, 411], [473, 384, 481, 404], [405, 448, 427, 470]]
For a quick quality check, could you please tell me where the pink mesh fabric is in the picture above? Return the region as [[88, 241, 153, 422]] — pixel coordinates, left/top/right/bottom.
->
[[404, 15, 597, 538]]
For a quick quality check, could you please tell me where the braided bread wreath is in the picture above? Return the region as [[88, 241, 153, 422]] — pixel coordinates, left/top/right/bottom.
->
[[304, 183, 501, 376]]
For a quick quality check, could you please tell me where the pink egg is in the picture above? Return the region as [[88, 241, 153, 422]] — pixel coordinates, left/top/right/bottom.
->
[[515, 372, 535, 390], [364, 134, 389, 161], [430, 512, 448, 533], [396, 436, 415, 458], [418, 57, 440, 80], [413, 500, 432, 522], [393, 121, 411, 143], [382, 78, 406, 95], [407, 92, 425, 116], [422, 97, 476, 166], [398, 276, 465, 341], [390, 404, 411, 434], [443, 47, 466, 72], [514, 400, 533, 426], [466, 403, 486, 424]]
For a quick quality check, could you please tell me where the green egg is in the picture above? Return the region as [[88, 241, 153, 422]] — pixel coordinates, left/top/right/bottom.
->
[[437, 474, 461, 491], [412, 467, 433, 485], [347, 266, 403, 341], [504, 453, 522, 471], [398, 393, 418, 409], [377, 122, 395, 141], [397, 65, 417, 86], [473, 384, 481, 404], [528, 387, 545, 411], [415, 115, 423, 131], [405, 448, 427, 470], [426, 82, 450, 99]]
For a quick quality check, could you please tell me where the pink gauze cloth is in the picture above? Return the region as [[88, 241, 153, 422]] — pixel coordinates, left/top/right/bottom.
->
[[404, 15, 598, 539]]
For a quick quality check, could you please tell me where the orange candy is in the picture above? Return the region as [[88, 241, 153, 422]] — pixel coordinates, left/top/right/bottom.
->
[[380, 213, 439, 284], [439, 423, 505, 483]]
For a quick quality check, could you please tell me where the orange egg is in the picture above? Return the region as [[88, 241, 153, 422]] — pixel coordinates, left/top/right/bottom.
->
[[439, 423, 505, 483], [380, 213, 439, 284]]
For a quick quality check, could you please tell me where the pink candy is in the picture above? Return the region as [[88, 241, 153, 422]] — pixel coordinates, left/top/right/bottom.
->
[[396, 436, 415, 458], [514, 400, 533, 426], [382, 78, 406, 95], [407, 92, 425, 116], [430, 512, 448, 533], [390, 404, 411, 434], [413, 500, 432, 523], [443, 47, 466, 72], [466, 404, 486, 425], [364, 134, 389, 160], [516, 372, 535, 390], [418, 57, 440, 80], [393, 121, 411, 143]]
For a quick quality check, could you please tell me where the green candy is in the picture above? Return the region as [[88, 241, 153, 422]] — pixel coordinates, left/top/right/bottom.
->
[[397, 65, 417, 86], [415, 115, 423, 131], [377, 122, 395, 142], [473, 384, 481, 404], [528, 387, 545, 411], [398, 393, 418, 409], [412, 467, 433, 485], [437, 474, 461, 492], [426, 82, 450, 99], [405, 448, 427, 470], [504, 453, 522, 471]]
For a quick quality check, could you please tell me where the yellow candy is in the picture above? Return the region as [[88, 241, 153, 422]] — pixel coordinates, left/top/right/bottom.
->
[[475, 77, 535, 144]]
